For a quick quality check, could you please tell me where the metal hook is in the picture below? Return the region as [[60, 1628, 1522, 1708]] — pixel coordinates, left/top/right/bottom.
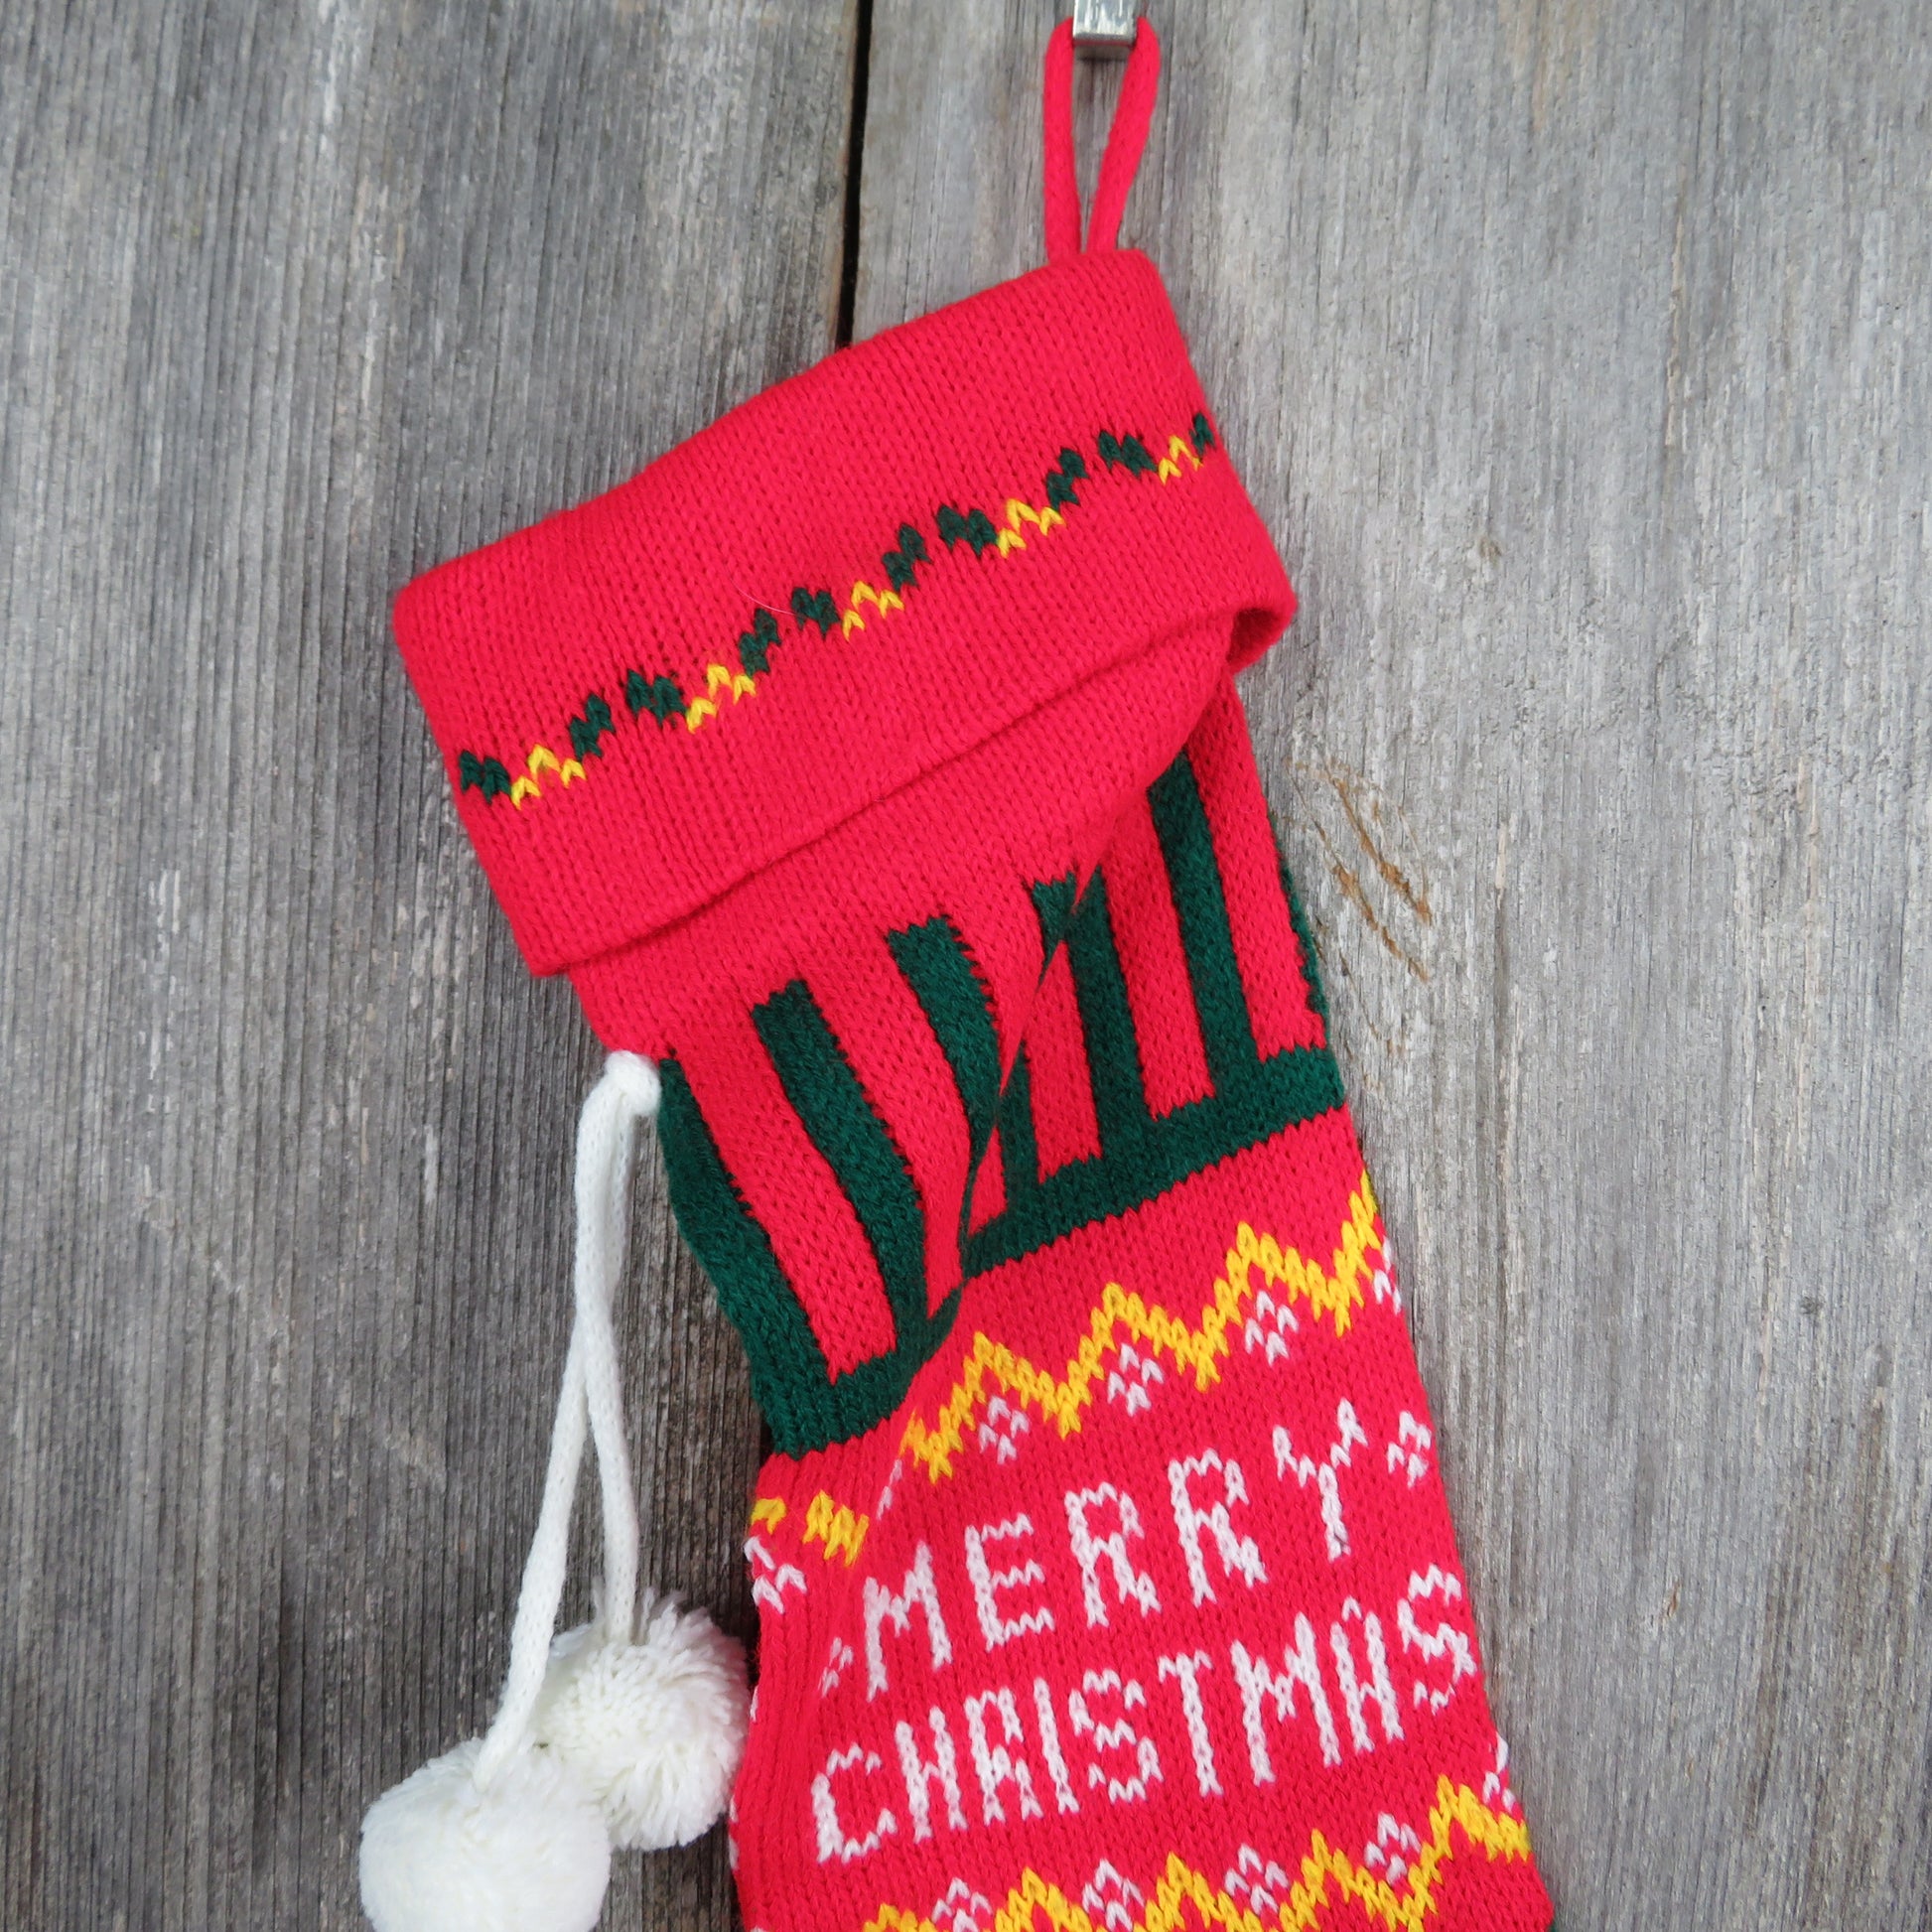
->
[[1072, 0, 1139, 57]]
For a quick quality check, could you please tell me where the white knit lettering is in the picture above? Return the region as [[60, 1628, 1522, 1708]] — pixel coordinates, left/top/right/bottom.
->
[[1031, 1676, 1081, 1815], [1157, 1649, 1223, 1796], [1329, 1603, 1404, 1751], [864, 1542, 953, 1700], [1063, 1482, 1161, 1626], [1273, 1399, 1368, 1561], [1232, 1616, 1341, 1777], [1398, 1566, 1478, 1714], [811, 1742, 897, 1863], [1168, 1449, 1267, 1603], [962, 1687, 1044, 1825], [964, 1514, 1055, 1649], [1066, 1669, 1164, 1803], [893, 1708, 966, 1841]]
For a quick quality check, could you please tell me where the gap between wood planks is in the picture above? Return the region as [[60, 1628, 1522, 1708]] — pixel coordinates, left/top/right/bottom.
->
[[835, 0, 877, 347]]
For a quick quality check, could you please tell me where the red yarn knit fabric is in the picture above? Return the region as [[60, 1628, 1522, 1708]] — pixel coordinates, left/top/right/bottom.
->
[[394, 23, 1553, 1931]]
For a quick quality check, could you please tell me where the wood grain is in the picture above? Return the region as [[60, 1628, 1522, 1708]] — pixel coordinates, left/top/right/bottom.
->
[[0, 3, 853, 1926], [3, 0, 1928, 1928], [856, 2, 1932, 1925]]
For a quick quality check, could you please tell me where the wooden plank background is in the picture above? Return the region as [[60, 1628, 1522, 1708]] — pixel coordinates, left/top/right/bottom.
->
[[2, 1, 1926, 1926]]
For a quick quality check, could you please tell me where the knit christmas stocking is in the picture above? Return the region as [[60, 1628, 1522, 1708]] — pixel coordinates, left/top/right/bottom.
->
[[372, 21, 1554, 1932]]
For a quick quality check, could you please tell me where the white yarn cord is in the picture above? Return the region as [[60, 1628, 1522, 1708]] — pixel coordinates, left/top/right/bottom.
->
[[474, 1051, 661, 1787]]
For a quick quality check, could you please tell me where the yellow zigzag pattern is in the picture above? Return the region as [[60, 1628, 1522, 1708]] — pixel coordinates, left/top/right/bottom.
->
[[495, 438, 1196, 806], [899, 1177, 1382, 1483], [862, 1779, 1531, 1932], [837, 494, 1066, 638], [513, 658, 760, 779], [507, 742, 588, 805], [992, 495, 1067, 555], [840, 579, 905, 635], [510, 497, 1069, 791], [1158, 432, 1204, 483], [683, 659, 760, 732], [802, 1489, 871, 1565]]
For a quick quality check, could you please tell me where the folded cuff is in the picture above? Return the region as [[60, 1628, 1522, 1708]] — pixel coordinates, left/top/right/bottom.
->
[[393, 248, 1293, 977]]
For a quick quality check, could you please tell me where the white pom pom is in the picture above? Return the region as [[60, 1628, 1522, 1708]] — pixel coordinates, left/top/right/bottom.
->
[[532, 1598, 750, 1850], [358, 1737, 611, 1932]]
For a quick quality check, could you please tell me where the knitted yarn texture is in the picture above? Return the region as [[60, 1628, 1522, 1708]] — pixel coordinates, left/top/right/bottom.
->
[[392, 23, 1554, 1932]]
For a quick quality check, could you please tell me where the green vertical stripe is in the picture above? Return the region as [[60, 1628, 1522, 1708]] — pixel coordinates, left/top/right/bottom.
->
[[754, 979, 931, 1346], [653, 1057, 836, 1451], [1032, 871, 1079, 969], [1279, 852, 1330, 1021], [997, 1046, 1040, 1206], [1058, 868, 1152, 1152], [887, 916, 1002, 1152], [1148, 752, 1261, 1088], [889, 914, 1007, 1250]]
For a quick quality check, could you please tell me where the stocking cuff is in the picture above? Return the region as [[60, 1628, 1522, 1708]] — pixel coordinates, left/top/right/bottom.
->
[[394, 247, 1293, 976]]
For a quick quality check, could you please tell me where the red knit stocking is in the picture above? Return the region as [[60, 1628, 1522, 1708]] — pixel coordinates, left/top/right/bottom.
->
[[718, 676, 1552, 1931], [390, 21, 1553, 1932]]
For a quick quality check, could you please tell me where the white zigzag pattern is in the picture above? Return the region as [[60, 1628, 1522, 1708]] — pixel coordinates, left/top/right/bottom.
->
[[1080, 1862, 1147, 1932], [1224, 1844, 1291, 1917]]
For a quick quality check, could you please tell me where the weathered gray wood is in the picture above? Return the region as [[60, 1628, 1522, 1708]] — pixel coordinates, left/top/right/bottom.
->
[[6, 1, 1930, 1927], [0, 3, 854, 1926], [856, 3, 1932, 1926]]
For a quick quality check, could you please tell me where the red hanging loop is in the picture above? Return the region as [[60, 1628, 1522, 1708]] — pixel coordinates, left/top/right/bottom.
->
[[1042, 17, 1162, 264]]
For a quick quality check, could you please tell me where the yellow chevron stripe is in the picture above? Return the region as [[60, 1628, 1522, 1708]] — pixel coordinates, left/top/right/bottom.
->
[[899, 1178, 1381, 1482], [801, 1489, 870, 1565], [705, 660, 758, 701], [509, 742, 587, 804], [843, 579, 907, 633], [1158, 433, 1204, 483], [861, 1779, 1532, 1932], [476, 426, 1211, 808], [1006, 496, 1066, 536]]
